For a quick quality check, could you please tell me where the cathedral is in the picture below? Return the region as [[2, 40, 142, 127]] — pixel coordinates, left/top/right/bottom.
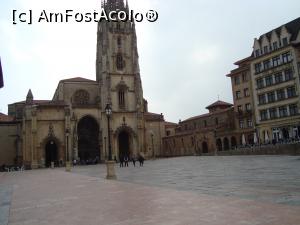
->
[[0, 0, 167, 168]]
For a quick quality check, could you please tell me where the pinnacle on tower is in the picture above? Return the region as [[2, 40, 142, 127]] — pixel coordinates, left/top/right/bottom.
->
[[26, 89, 33, 104], [103, 0, 125, 11]]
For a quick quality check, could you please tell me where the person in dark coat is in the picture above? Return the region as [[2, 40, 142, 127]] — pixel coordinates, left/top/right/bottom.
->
[[124, 155, 129, 167], [138, 155, 144, 167], [119, 156, 124, 167], [132, 155, 136, 167]]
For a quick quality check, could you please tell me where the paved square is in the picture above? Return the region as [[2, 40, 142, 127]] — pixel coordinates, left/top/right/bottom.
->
[[1, 156, 300, 225]]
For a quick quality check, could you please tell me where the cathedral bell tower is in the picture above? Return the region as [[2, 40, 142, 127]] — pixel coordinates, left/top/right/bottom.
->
[[96, 0, 146, 158]]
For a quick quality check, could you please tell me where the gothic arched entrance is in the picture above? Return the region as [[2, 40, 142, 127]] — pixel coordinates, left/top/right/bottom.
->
[[45, 140, 58, 167], [78, 116, 100, 162], [118, 131, 130, 160]]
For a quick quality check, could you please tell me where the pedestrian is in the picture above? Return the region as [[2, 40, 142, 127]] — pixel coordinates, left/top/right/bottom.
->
[[124, 155, 129, 167], [119, 156, 124, 167], [132, 155, 136, 167], [138, 154, 144, 167]]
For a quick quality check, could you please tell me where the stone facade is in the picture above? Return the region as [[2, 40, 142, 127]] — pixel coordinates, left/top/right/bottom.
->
[[162, 101, 238, 156], [0, 0, 167, 168], [227, 57, 256, 145]]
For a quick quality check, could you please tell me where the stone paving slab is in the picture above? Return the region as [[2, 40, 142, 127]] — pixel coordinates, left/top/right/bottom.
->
[[72, 156, 300, 206], [0, 184, 12, 225], [1, 167, 300, 225]]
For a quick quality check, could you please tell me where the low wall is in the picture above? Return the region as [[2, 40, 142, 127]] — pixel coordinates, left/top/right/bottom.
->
[[215, 143, 300, 156]]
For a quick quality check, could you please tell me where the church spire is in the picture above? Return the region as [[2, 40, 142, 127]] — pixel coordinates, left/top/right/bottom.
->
[[26, 89, 33, 104]]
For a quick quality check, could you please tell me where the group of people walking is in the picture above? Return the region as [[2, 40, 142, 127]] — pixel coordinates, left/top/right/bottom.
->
[[118, 155, 144, 167]]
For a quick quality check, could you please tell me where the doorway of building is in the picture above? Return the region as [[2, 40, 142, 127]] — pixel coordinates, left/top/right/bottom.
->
[[118, 131, 130, 160], [45, 140, 58, 167], [78, 116, 100, 163], [202, 142, 208, 153]]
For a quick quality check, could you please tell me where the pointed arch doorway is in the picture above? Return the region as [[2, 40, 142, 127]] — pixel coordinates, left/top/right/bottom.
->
[[45, 140, 58, 167], [118, 131, 130, 160], [78, 116, 100, 162]]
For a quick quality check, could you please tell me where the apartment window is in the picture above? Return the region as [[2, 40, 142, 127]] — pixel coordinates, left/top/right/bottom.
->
[[255, 49, 260, 57], [204, 120, 207, 127], [265, 75, 273, 86], [247, 119, 253, 128], [239, 120, 244, 129], [269, 108, 277, 119], [284, 68, 293, 81], [267, 92, 276, 103], [263, 46, 268, 54], [274, 72, 283, 84], [236, 91, 241, 99], [238, 105, 243, 112], [273, 42, 278, 50], [257, 78, 264, 89], [287, 86, 296, 98], [242, 73, 248, 82], [282, 37, 288, 46], [263, 60, 271, 70], [234, 76, 240, 85], [258, 94, 266, 105], [244, 88, 250, 97], [282, 52, 292, 64], [215, 118, 219, 125], [272, 56, 281, 67], [277, 89, 285, 100], [289, 104, 298, 116], [260, 110, 268, 121], [255, 63, 262, 73], [279, 106, 288, 117], [245, 103, 251, 111]]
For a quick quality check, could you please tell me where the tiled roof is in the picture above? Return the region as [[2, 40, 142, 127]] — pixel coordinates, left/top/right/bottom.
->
[[11, 100, 66, 106], [206, 100, 233, 109], [259, 17, 300, 42], [182, 107, 233, 123], [0, 113, 14, 122]]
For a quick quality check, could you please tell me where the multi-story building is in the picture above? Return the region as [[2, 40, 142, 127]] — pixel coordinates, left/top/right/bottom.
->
[[227, 57, 255, 145], [162, 100, 237, 156], [251, 17, 300, 143]]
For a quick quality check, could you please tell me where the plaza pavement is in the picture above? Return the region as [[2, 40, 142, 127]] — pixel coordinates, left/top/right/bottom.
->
[[0, 156, 300, 225]]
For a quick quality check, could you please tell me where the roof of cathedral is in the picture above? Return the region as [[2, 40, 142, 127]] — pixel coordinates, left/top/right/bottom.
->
[[60, 77, 96, 83], [12, 100, 66, 106], [206, 100, 233, 109], [0, 113, 14, 122], [144, 112, 164, 122]]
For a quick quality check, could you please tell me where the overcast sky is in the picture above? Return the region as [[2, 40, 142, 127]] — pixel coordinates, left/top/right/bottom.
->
[[0, 0, 299, 122]]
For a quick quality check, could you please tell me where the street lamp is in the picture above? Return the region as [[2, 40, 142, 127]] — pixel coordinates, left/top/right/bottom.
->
[[65, 128, 71, 172], [105, 103, 116, 180], [214, 129, 217, 156], [150, 132, 154, 159]]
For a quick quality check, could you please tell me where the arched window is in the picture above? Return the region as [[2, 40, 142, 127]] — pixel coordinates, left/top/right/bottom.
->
[[118, 90, 125, 108], [116, 53, 124, 70], [73, 90, 89, 105]]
